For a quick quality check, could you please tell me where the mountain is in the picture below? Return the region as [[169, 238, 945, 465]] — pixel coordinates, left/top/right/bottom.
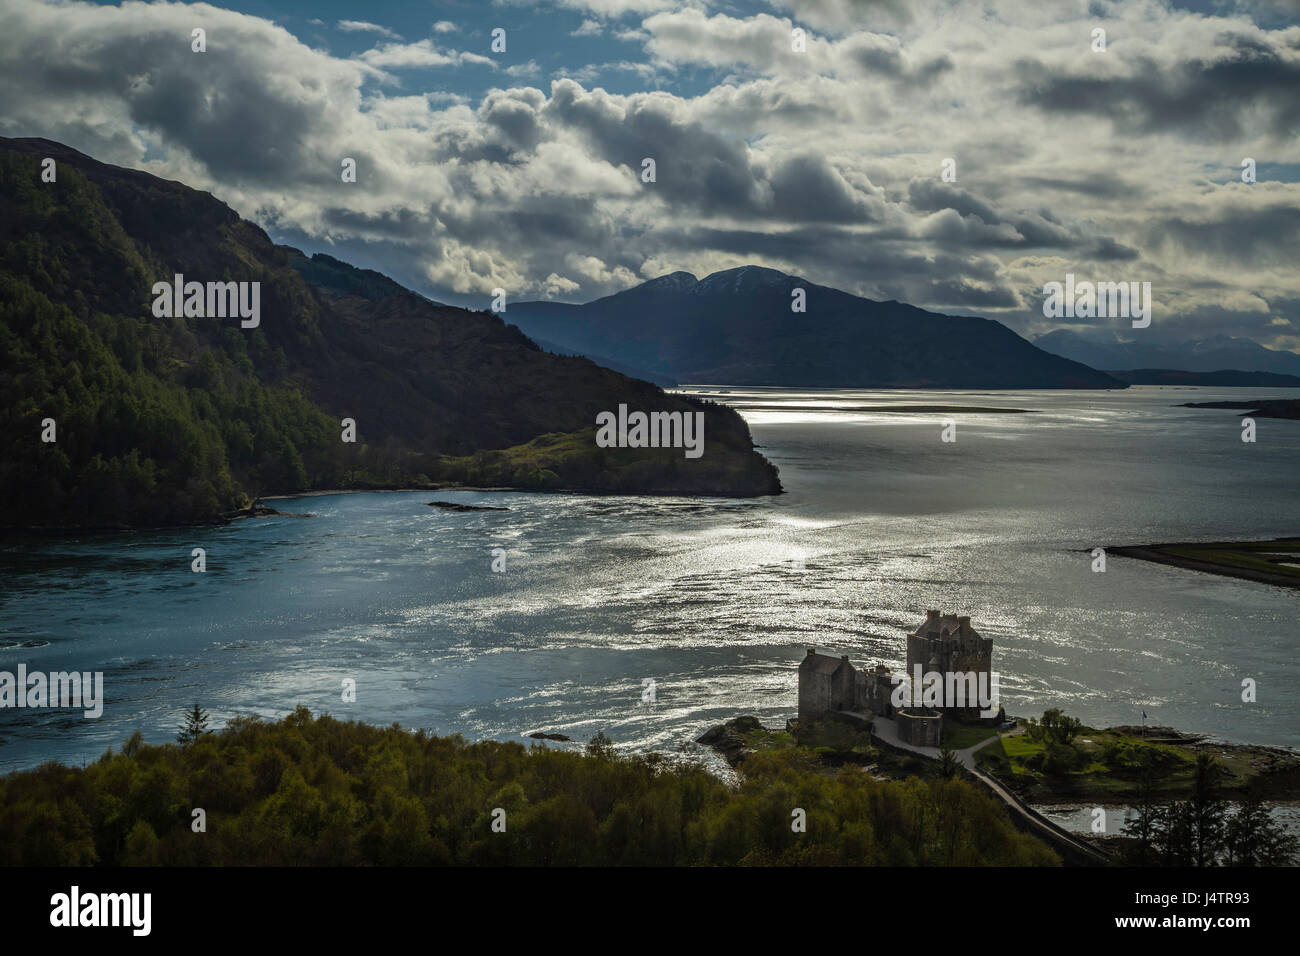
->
[[0, 138, 780, 530], [1036, 329, 1300, 377], [508, 266, 1124, 389], [1107, 369, 1300, 387]]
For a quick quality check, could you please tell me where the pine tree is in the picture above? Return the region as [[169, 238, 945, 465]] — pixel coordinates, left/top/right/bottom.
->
[[1224, 792, 1300, 866], [1122, 751, 1162, 865], [1189, 753, 1227, 866], [177, 703, 210, 746]]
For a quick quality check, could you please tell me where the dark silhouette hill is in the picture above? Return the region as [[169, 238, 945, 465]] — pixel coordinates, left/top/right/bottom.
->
[[510, 267, 1124, 389], [0, 137, 779, 529]]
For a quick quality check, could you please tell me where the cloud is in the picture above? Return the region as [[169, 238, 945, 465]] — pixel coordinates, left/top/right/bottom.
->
[[357, 39, 496, 70], [0, 0, 1296, 348], [640, 9, 951, 88], [766, 0, 914, 34], [336, 20, 401, 40], [1014, 30, 1300, 142]]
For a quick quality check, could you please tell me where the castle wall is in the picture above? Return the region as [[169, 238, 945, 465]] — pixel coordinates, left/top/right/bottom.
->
[[799, 671, 833, 718], [856, 668, 895, 717], [799, 656, 856, 718]]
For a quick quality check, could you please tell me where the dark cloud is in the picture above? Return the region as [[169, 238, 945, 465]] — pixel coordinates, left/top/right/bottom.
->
[[544, 79, 765, 215], [769, 154, 878, 222], [478, 88, 548, 154], [1088, 237, 1141, 261], [1015, 36, 1300, 140], [908, 180, 1002, 224], [839, 33, 953, 86], [1017, 174, 1145, 201], [1148, 203, 1300, 265]]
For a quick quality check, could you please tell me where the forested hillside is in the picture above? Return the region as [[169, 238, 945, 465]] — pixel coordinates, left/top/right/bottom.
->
[[0, 708, 1059, 866], [0, 139, 780, 530]]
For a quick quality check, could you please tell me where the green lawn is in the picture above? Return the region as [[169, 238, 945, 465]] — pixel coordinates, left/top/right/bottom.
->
[[941, 722, 1001, 750]]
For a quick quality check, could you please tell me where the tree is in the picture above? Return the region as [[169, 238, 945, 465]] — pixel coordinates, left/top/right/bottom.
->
[[1224, 792, 1299, 866], [1121, 751, 1163, 865], [937, 741, 961, 779], [585, 731, 617, 761], [1189, 753, 1227, 867], [1151, 801, 1196, 865], [1144, 753, 1226, 865], [177, 703, 210, 746], [1040, 708, 1082, 746]]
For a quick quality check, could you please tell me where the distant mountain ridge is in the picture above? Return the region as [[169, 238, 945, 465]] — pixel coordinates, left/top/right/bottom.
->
[[509, 266, 1125, 389], [1035, 329, 1300, 377], [0, 137, 779, 529], [1107, 369, 1300, 387]]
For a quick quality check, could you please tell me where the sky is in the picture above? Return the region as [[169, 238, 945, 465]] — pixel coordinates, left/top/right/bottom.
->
[[0, 0, 1298, 348]]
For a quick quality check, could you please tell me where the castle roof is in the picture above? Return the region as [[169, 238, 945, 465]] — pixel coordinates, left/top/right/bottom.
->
[[799, 650, 852, 675], [911, 610, 981, 640]]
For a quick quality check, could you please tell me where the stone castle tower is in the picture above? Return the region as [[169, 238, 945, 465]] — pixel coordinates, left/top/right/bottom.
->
[[905, 610, 993, 720]]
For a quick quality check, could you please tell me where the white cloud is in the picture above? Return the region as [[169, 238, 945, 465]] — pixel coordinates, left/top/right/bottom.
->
[[337, 20, 401, 41], [506, 59, 543, 78], [358, 39, 496, 70]]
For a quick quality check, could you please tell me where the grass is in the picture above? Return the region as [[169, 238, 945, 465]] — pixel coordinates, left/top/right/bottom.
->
[[1165, 540, 1300, 580], [973, 728, 1260, 800], [940, 722, 1001, 750]]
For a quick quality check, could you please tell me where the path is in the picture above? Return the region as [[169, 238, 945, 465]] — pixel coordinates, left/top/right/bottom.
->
[[870, 718, 1111, 866]]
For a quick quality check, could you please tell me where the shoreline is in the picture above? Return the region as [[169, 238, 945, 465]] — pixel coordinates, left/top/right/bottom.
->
[[677, 398, 1036, 414], [1, 482, 767, 537], [696, 714, 1300, 801]]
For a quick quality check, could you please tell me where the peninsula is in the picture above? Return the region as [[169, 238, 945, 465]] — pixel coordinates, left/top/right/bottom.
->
[[1108, 538, 1300, 590]]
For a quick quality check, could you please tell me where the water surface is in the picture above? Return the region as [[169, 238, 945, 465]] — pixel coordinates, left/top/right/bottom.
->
[[2, 386, 1297, 773]]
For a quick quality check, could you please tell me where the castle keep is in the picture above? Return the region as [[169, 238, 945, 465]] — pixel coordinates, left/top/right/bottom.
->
[[905, 610, 993, 721], [797, 610, 997, 746]]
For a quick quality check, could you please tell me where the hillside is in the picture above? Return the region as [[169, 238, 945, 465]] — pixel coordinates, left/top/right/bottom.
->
[[0, 138, 780, 530], [509, 267, 1124, 389]]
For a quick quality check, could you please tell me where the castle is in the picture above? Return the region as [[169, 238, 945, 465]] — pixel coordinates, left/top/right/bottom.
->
[[797, 610, 997, 747]]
